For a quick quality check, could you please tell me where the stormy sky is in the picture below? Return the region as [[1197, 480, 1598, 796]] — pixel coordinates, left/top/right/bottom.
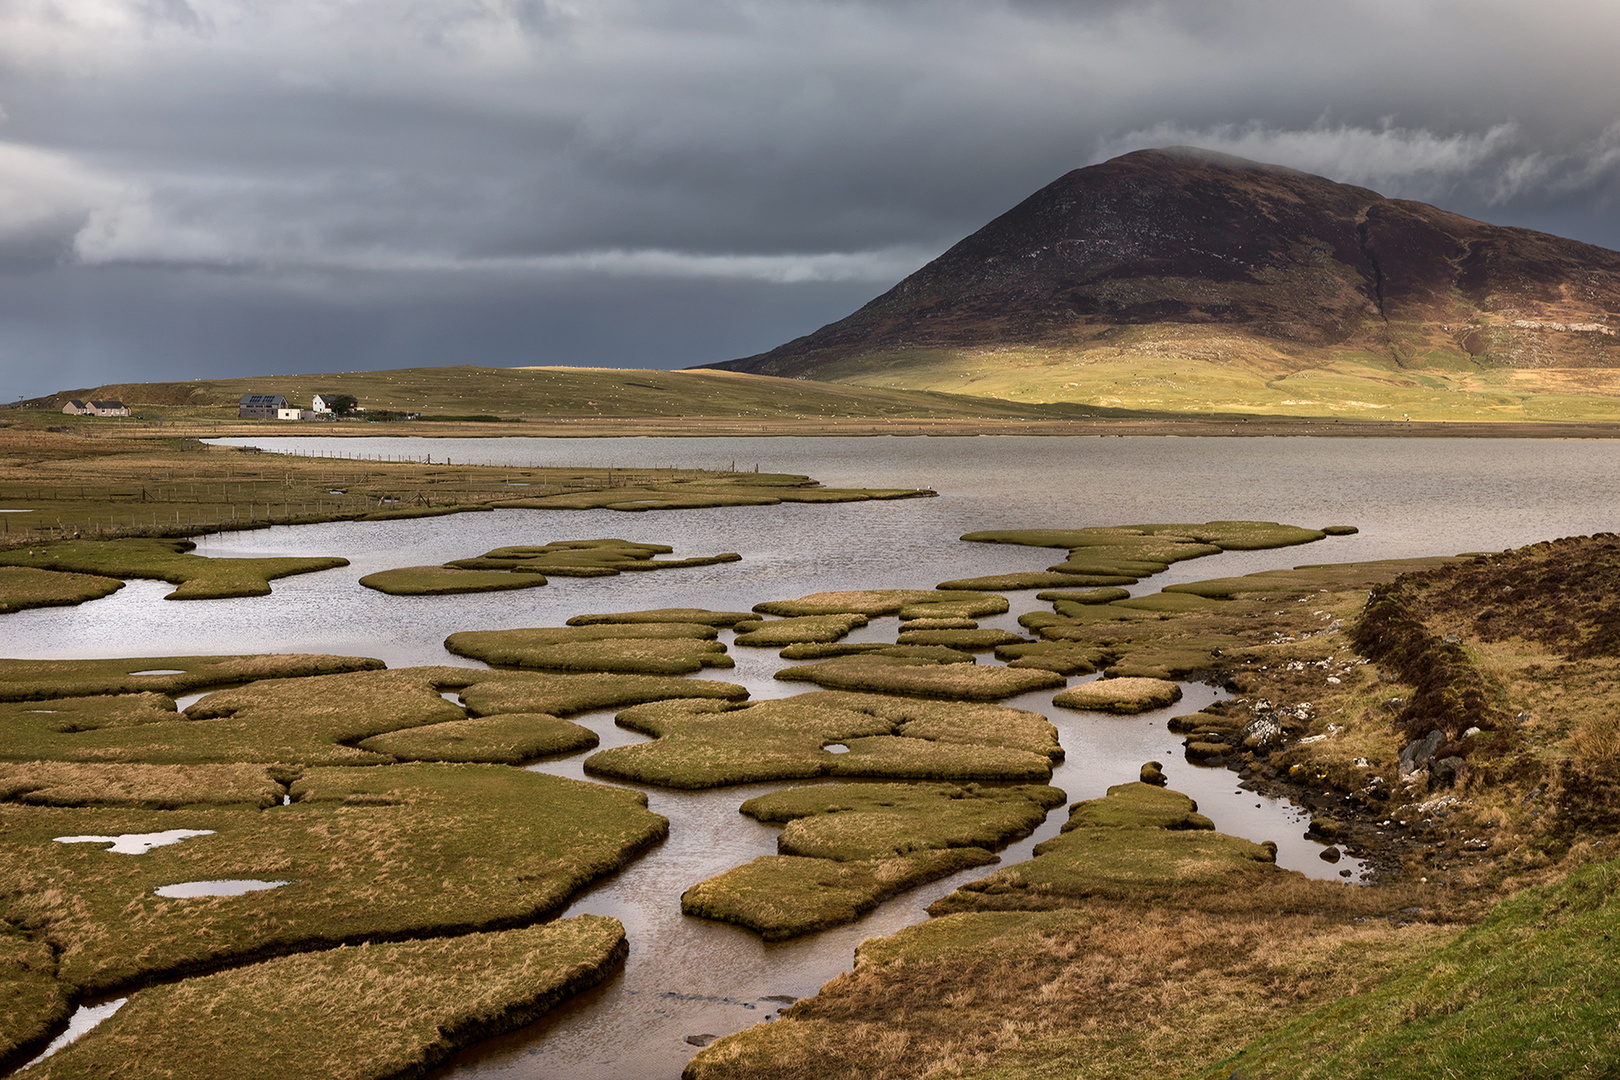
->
[[3, 0, 1619, 399]]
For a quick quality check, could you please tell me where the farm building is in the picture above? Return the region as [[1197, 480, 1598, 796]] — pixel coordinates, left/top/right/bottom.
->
[[239, 394, 289, 419], [61, 400, 130, 417]]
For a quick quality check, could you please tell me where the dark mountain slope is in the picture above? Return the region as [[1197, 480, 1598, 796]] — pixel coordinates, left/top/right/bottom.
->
[[713, 148, 1620, 379]]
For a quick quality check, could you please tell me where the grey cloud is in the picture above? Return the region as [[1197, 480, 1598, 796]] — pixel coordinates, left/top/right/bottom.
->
[[3, 0, 1620, 397]]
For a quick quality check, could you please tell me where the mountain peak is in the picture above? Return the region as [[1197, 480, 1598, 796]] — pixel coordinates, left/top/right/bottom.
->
[[712, 148, 1620, 380]]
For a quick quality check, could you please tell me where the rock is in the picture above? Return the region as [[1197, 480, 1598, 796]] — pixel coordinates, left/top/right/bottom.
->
[[1318, 845, 1342, 862], [1305, 817, 1342, 840], [1239, 715, 1283, 750], [1398, 730, 1445, 776], [1139, 760, 1167, 786], [686, 1034, 719, 1047], [1430, 756, 1466, 789]]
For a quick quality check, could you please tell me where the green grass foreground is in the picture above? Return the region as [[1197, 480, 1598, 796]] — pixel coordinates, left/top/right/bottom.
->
[[1201, 861, 1620, 1080], [0, 538, 347, 600], [25, 915, 628, 1080]]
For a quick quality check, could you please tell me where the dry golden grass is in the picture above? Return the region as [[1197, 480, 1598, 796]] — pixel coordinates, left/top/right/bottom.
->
[[0, 763, 281, 808], [687, 902, 1452, 1080]]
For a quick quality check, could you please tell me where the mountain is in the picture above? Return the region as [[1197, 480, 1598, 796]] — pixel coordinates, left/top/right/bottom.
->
[[707, 149, 1620, 417]]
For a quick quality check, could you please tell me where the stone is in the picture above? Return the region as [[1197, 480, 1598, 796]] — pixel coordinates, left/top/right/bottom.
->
[[1398, 730, 1445, 776], [1430, 755, 1466, 790]]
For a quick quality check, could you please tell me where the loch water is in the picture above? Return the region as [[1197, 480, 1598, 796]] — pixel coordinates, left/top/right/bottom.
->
[[6, 435, 1620, 1080]]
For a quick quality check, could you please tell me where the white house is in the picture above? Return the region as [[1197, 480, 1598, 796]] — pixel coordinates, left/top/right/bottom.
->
[[239, 394, 288, 419], [276, 407, 303, 420], [90, 400, 130, 417]]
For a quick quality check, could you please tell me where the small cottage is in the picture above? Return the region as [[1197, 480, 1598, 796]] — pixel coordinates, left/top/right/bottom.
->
[[61, 400, 92, 415], [90, 400, 130, 417]]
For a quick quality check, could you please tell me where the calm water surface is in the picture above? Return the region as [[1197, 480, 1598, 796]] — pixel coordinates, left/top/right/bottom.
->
[[7, 436, 1620, 1079]]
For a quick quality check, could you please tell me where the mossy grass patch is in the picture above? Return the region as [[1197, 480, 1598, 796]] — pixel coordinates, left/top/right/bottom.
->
[[1161, 557, 1460, 598], [355, 714, 597, 764], [929, 817, 1278, 915], [1321, 524, 1360, 536], [752, 589, 1007, 619], [1, 763, 665, 994], [993, 641, 1107, 675], [26, 915, 628, 1080], [0, 566, 124, 615], [0, 666, 728, 766], [683, 783, 1067, 940], [1052, 677, 1183, 714], [962, 522, 1326, 584], [680, 850, 995, 941], [363, 539, 741, 594], [445, 539, 741, 575], [1036, 586, 1132, 605], [444, 623, 732, 675], [357, 565, 552, 596], [741, 782, 1067, 860], [1062, 781, 1214, 831], [897, 617, 978, 630], [731, 614, 869, 647], [585, 692, 1060, 789], [776, 643, 976, 662], [893, 628, 1029, 650], [0, 538, 347, 600], [565, 608, 755, 627], [0, 653, 384, 703], [936, 571, 1127, 591], [775, 654, 1065, 701], [453, 671, 747, 718]]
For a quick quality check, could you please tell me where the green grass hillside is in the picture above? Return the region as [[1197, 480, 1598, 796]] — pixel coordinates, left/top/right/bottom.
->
[[1201, 857, 1620, 1080], [799, 335, 1620, 422], [31, 366, 1115, 424]]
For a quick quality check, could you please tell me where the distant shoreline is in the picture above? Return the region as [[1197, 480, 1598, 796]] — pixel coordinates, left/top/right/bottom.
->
[[165, 416, 1620, 439]]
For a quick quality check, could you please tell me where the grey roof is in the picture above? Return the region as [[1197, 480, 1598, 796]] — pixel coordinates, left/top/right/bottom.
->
[[239, 394, 288, 406]]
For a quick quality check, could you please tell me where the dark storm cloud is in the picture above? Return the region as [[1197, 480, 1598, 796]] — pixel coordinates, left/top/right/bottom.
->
[[3, 0, 1619, 398]]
